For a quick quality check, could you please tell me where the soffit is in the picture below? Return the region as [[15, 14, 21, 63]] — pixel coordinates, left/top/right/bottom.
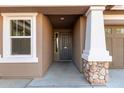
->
[[0, 6, 89, 15], [47, 15, 79, 29]]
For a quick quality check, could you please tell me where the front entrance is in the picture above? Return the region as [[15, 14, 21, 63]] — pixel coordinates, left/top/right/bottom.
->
[[54, 30, 72, 61], [106, 26, 124, 68]]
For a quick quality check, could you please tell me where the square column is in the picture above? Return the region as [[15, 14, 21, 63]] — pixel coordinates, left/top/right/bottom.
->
[[82, 6, 112, 84]]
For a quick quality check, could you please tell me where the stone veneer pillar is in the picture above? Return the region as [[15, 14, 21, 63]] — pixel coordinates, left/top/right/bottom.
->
[[82, 6, 112, 84], [82, 59, 109, 84]]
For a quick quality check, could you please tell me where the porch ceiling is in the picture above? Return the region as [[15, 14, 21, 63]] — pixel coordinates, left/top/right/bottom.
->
[[47, 15, 79, 29]]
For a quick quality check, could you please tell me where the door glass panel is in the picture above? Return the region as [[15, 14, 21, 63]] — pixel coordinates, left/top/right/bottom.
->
[[105, 28, 112, 34], [55, 33, 59, 53], [113, 28, 124, 34]]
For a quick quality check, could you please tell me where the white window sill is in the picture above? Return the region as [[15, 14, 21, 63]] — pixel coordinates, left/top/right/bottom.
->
[[0, 57, 38, 63]]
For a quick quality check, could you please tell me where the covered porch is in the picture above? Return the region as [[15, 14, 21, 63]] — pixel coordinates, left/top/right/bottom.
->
[[0, 5, 123, 85]]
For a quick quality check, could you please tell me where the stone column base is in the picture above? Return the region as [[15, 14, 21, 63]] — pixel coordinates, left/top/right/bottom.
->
[[82, 59, 109, 84]]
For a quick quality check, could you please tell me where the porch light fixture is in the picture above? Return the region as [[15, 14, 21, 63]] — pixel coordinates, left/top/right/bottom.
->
[[60, 17, 64, 21]]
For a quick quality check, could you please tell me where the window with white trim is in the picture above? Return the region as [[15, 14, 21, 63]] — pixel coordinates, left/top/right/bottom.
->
[[11, 20, 31, 55], [1, 13, 38, 63]]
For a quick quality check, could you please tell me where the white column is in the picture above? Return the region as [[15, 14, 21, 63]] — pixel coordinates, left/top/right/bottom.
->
[[82, 6, 112, 62]]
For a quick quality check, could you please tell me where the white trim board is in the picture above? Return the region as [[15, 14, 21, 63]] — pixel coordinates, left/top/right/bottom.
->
[[104, 15, 124, 20], [0, 57, 38, 63]]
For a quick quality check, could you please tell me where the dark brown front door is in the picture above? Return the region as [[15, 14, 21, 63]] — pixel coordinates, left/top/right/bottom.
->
[[59, 32, 72, 60]]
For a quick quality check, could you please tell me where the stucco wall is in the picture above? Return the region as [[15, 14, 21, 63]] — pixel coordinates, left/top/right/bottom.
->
[[72, 16, 86, 72], [80, 16, 86, 58], [0, 16, 2, 55], [0, 14, 53, 78], [42, 15, 53, 74]]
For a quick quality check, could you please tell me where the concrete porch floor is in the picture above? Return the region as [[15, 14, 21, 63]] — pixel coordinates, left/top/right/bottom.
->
[[0, 62, 124, 88], [27, 61, 91, 88]]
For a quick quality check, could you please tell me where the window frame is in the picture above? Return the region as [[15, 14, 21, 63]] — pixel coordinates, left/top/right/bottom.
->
[[1, 13, 38, 63], [9, 17, 32, 57]]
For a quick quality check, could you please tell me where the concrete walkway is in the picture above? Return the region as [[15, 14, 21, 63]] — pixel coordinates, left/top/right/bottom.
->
[[27, 62, 91, 88], [0, 79, 32, 88], [106, 69, 124, 88], [0, 62, 124, 88]]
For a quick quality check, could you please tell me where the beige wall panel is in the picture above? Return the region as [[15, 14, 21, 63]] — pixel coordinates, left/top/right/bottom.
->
[[0, 14, 52, 78], [80, 16, 86, 53], [73, 17, 81, 71], [73, 16, 86, 72], [0, 16, 2, 55], [42, 15, 53, 74], [112, 38, 123, 67], [80, 16, 86, 71]]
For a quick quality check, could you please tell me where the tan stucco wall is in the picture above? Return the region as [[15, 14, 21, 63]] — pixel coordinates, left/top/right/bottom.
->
[[0, 14, 53, 78], [42, 15, 53, 74], [0, 16, 2, 55], [80, 16, 86, 57], [72, 16, 86, 72]]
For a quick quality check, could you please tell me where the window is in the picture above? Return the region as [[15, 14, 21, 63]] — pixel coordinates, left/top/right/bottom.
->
[[113, 28, 124, 34], [11, 20, 31, 55], [1, 13, 38, 63], [105, 28, 112, 34]]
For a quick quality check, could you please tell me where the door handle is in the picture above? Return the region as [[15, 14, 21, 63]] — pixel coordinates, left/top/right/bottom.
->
[[64, 46, 68, 49]]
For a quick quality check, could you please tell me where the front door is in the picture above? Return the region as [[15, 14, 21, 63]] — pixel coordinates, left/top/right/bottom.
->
[[54, 31, 72, 61], [59, 32, 72, 60]]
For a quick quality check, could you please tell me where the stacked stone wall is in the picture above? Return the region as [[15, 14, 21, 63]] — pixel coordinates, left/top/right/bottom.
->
[[82, 59, 109, 84]]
